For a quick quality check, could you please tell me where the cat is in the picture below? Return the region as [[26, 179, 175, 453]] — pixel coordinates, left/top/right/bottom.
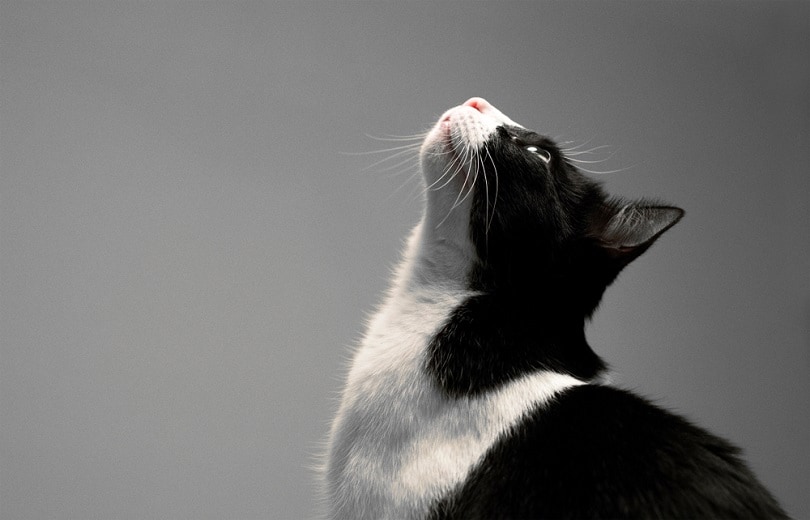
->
[[324, 97, 787, 519]]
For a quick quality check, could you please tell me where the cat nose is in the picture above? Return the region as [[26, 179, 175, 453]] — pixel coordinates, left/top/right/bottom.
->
[[463, 97, 493, 112], [460, 97, 524, 129]]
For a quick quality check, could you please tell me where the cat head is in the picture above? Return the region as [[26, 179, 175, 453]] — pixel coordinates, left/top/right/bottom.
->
[[419, 98, 683, 317]]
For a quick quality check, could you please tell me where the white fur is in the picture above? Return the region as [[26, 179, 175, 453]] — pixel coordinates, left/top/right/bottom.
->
[[325, 99, 582, 519]]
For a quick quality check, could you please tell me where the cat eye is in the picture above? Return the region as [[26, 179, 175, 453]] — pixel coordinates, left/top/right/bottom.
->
[[524, 145, 551, 164], [507, 133, 552, 164]]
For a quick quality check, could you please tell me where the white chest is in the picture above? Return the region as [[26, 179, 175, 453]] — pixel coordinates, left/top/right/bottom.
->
[[325, 287, 583, 519]]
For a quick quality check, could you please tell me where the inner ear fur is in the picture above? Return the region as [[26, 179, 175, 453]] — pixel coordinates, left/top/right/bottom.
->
[[590, 199, 684, 264]]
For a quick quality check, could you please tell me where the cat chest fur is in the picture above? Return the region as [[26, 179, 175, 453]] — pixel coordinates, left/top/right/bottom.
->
[[325, 224, 583, 519]]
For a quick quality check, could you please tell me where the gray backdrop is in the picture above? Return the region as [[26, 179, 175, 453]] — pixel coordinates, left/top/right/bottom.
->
[[2, 2, 808, 519]]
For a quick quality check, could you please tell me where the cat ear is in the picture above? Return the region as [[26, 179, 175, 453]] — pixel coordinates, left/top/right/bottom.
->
[[594, 202, 684, 264]]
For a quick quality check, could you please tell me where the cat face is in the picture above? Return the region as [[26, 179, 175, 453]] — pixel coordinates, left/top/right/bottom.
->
[[420, 98, 683, 316]]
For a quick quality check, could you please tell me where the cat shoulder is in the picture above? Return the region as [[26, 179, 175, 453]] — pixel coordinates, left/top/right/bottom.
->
[[431, 385, 788, 519]]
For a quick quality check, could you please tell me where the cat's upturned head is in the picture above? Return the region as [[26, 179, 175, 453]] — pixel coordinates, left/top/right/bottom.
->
[[419, 97, 683, 318]]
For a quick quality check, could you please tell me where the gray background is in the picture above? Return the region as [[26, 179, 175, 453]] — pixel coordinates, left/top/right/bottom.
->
[[2, 2, 808, 519]]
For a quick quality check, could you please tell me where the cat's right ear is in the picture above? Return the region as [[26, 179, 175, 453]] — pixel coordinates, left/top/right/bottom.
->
[[591, 201, 684, 267]]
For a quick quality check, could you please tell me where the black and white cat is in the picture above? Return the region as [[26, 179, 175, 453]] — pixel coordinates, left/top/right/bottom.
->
[[325, 98, 787, 519]]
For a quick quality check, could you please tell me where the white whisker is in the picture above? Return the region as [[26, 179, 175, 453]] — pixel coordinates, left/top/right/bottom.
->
[[382, 161, 420, 177], [382, 170, 422, 204], [559, 140, 591, 152], [435, 140, 479, 229], [365, 132, 429, 142], [565, 157, 614, 165], [371, 154, 421, 174], [341, 143, 423, 156], [484, 145, 499, 236], [564, 145, 613, 156], [426, 126, 468, 193], [454, 150, 479, 210], [478, 147, 490, 244], [356, 150, 420, 174], [568, 161, 633, 175], [427, 155, 463, 192]]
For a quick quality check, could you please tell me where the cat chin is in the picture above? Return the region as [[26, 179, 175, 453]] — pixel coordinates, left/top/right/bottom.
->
[[420, 97, 516, 186], [415, 98, 517, 286]]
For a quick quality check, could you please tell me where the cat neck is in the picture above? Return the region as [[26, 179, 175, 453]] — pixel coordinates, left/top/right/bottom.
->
[[392, 216, 477, 295]]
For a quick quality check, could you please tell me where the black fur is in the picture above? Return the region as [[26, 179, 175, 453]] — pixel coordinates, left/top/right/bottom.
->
[[427, 125, 681, 397], [427, 293, 606, 397], [429, 385, 787, 519], [425, 123, 787, 518]]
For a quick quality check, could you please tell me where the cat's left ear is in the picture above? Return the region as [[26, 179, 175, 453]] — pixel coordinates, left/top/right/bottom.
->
[[592, 202, 684, 266]]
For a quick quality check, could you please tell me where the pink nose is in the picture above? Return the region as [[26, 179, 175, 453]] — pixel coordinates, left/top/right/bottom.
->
[[463, 97, 492, 112]]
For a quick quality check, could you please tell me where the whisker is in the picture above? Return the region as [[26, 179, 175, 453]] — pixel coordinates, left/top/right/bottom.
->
[[382, 170, 422, 204], [425, 127, 465, 192], [436, 154, 473, 229], [341, 143, 423, 156], [564, 145, 613, 156], [380, 162, 420, 179], [565, 156, 614, 165], [484, 145, 499, 236], [559, 139, 595, 152], [420, 148, 454, 158], [478, 148, 490, 242], [434, 139, 478, 229], [568, 161, 633, 175], [427, 154, 462, 192], [357, 149, 421, 173], [453, 149, 479, 210], [370, 154, 421, 174], [365, 132, 429, 142], [448, 171, 472, 215]]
